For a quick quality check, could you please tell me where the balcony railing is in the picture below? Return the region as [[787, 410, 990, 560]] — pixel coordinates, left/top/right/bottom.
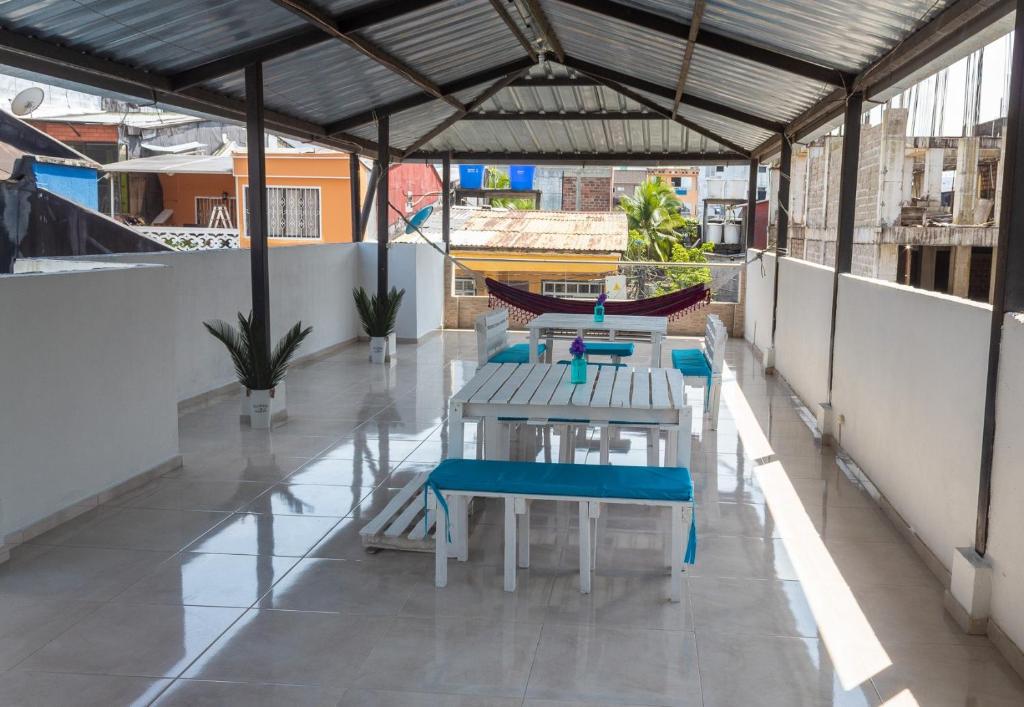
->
[[135, 226, 239, 251]]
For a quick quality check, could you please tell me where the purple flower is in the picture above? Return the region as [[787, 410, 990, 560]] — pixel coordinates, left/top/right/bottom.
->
[[596, 293, 608, 306], [569, 336, 587, 358]]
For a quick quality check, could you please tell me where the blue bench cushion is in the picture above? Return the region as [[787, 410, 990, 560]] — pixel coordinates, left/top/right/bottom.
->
[[584, 341, 635, 357], [489, 342, 546, 364], [671, 349, 711, 381], [426, 459, 696, 563]]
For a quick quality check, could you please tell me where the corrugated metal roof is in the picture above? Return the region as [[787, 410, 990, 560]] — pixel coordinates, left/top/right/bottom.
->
[[100, 153, 232, 174], [396, 206, 628, 252], [0, 0, 995, 162]]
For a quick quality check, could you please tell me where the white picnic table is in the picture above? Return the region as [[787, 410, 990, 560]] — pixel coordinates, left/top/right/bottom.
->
[[526, 313, 668, 366], [448, 361, 691, 468]]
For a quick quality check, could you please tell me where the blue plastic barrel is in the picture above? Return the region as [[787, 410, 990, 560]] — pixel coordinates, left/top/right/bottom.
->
[[509, 165, 536, 190], [459, 164, 485, 189]]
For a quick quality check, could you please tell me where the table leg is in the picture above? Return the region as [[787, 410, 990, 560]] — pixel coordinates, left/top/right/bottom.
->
[[529, 327, 540, 363], [545, 334, 554, 363], [517, 497, 530, 569], [504, 497, 517, 592], [484, 417, 505, 461], [578, 502, 591, 594], [676, 407, 692, 469], [670, 505, 683, 602], [448, 403, 465, 459], [652, 332, 664, 367]]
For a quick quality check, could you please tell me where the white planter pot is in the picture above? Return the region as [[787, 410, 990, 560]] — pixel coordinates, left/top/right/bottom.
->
[[240, 382, 286, 427], [369, 337, 387, 364]]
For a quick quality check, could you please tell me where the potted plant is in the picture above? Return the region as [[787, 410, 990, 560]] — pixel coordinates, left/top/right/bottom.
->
[[353, 286, 405, 364], [569, 336, 588, 384], [203, 312, 313, 428]]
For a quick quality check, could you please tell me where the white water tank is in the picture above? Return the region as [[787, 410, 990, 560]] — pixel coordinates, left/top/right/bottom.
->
[[724, 221, 741, 245], [706, 221, 724, 244]]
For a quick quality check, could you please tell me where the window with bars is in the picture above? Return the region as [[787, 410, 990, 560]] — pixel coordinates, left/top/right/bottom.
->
[[243, 185, 321, 239], [542, 280, 604, 298], [453, 277, 477, 296], [195, 195, 237, 228]]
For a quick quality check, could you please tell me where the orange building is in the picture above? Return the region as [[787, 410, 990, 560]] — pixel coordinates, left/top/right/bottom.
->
[[648, 167, 700, 217]]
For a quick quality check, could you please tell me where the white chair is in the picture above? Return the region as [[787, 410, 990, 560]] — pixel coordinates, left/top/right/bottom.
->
[[670, 315, 727, 428]]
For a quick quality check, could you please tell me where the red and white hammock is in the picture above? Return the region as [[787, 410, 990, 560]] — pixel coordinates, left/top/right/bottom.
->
[[486, 277, 710, 325]]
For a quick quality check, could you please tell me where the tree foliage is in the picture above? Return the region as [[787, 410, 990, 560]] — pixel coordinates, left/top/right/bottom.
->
[[485, 167, 535, 209]]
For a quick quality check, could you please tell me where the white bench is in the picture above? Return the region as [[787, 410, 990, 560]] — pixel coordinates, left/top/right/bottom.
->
[[426, 459, 696, 602], [671, 315, 727, 428], [475, 308, 546, 367]]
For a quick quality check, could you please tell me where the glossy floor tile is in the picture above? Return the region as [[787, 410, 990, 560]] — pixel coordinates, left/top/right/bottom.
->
[[1, 332, 1022, 706]]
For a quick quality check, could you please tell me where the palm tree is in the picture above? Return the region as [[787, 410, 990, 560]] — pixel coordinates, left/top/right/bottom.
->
[[619, 176, 691, 261], [485, 167, 535, 209]]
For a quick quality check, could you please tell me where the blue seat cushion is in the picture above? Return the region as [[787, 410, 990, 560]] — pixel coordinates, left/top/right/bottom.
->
[[671, 348, 712, 405], [488, 342, 547, 364], [584, 341, 635, 357], [426, 459, 696, 562]]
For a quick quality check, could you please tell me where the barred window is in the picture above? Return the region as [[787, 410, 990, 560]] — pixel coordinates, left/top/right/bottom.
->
[[195, 195, 237, 228], [243, 186, 321, 239], [542, 280, 604, 298], [453, 277, 477, 296]]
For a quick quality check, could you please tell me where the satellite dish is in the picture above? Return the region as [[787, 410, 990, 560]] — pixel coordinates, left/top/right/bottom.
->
[[405, 204, 433, 234], [11, 87, 44, 116]]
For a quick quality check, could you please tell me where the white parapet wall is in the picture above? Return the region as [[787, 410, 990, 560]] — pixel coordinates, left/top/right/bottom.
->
[[743, 249, 775, 355], [774, 257, 835, 409], [359, 242, 445, 341], [0, 263, 179, 543], [831, 274, 990, 572], [988, 312, 1024, 656], [84, 244, 362, 401]]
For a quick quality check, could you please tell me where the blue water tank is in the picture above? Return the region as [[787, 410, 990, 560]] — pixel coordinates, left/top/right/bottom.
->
[[459, 164, 485, 189], [509, 165, 536, 190]]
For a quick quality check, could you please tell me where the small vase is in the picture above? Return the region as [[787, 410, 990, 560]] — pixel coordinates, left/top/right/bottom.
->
[[593, 304, 605, 322], [570, 357, 587, 384]]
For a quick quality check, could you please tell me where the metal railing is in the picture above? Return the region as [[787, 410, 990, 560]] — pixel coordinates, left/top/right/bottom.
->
[[449, 256, 744, 303]]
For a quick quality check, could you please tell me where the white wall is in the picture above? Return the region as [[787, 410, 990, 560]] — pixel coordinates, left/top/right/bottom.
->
[[359, 242, 444, 341], [774, 258, 834, 408], [89, 244, 361, 401], [987, 312, 1024, 651], [0, 264, 179, 540], [743, 249, 775, 353], [831, 275, 990, 569]]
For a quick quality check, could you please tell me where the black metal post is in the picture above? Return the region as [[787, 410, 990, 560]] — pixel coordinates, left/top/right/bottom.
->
[[349, 152, 361, 243], [769, 136, 791, 344], [245, 63, 271, 386], [825, 91, 864, 398], [359, 163, 379, 240], [745, 157, 758, 249], [976, 0, 1024, 556], [376, 114, 390, 303], [442, 153, 451, 254]]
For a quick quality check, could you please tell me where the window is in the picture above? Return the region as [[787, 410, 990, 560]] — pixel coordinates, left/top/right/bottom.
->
[[542, 280, 604, 298], [715, 165, 725, 173], [453, 277, 477, 296], [243, 185, 321, 239], [671, 177, 682, 187], [196, 195, 237, 228]]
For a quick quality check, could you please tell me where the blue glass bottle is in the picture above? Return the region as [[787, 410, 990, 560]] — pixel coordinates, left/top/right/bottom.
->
[[570, 357, 587, 384], [593, 304, 605, 322]]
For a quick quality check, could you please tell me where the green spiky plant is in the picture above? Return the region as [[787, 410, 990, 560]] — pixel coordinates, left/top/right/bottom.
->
[[353, 286, 405, 337], [203, 312, 313, 391]]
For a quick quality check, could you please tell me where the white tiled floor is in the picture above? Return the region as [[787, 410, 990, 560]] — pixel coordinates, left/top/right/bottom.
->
[[1, 331, 1023, 706]]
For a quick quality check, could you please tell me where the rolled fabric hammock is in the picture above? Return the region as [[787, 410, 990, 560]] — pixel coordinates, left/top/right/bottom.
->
[[486, 278, 710, 324]]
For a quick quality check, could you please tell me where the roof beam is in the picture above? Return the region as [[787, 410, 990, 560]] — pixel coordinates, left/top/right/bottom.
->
[[402, 66, 535, 157], [169, 0, 447, 90], [564, 56, 786, 133], [582, 73, 751, 156], [324, 57, 536, 135], [407, 151, 749, 166], [270, 0, 464, 110], [462, 111, 661, 120], [555, 0, 852, 88], [671, 0, 705, 117], [488, 0, 538, 61], [522, 0, 565, 62], [509, 76, 600, 87], [752, 0, 1013, 158]]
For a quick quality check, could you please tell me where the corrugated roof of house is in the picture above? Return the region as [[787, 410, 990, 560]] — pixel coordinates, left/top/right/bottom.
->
[[397, 206, 627, 253]]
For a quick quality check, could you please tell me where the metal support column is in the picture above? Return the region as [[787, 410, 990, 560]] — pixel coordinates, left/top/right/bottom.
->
[[825, 91, 864, 398], [245, 63, 271, 384], [769, 136, 791, 344], [349, 152, 361, 242], [745, 157, 758, 249], [976, 0, 1024, 556], [442, 153, 451, 254], [376, 115, 391, 303]]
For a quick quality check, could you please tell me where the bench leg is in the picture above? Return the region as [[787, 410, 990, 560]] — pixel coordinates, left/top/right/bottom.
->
[[504, 497, 517, 592], [434, 493, 448, 588], [599, 426, 610, 465], [708, 376, 722, 430], [517, 498, 530, 568], [646, 429, 658, 467], [578, 501, 591, 594], [670, 505, 683, 603]]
